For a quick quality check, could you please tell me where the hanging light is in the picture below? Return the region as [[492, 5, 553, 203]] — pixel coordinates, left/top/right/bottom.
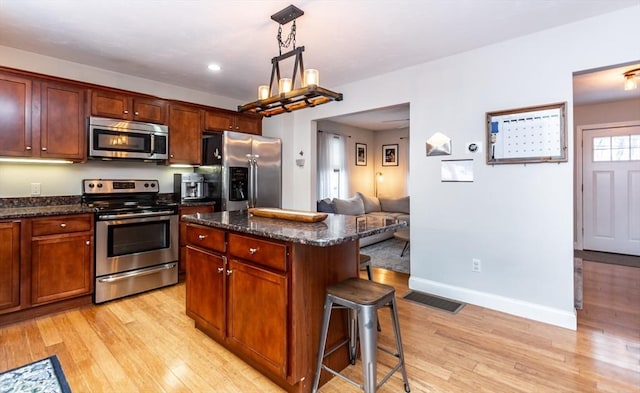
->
[[623, 68, 640, 91], [238, 4, 343, 117]]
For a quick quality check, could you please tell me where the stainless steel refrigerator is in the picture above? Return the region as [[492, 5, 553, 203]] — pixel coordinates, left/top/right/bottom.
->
[[199, 131, 282, 211]]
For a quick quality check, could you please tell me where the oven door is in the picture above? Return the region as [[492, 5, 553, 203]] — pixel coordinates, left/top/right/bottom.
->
[[95, 213, 178, 276]]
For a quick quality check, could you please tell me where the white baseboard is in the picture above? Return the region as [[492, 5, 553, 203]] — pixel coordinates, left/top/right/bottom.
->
[[408, 276, 577, 330]]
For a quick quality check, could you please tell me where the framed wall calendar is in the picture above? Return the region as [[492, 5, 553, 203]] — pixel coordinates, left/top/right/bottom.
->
[[486, 102, 567, 165]]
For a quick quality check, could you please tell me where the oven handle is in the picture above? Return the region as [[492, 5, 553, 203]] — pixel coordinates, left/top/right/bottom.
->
[[97, 262, 177, 283], [97, 210, 176, 220]]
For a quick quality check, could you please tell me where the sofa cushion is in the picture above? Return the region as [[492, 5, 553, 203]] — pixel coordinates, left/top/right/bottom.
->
[[379, 196, 410, 214], [355, 192, 381, 213], [333, 196, 365, 215], [316, 198, 335, 213]]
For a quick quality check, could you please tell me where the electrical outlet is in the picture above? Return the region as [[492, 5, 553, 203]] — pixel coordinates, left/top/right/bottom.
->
[[472, 258, 481, 272], [30, 183, 41, 196]]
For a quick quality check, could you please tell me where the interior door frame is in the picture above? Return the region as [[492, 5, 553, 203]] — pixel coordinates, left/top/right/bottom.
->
[[575, 120, 640, 251]]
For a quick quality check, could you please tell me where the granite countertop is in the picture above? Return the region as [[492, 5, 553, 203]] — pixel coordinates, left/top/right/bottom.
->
[[0, 204, 94, 219], [182, 210, 407, 247]]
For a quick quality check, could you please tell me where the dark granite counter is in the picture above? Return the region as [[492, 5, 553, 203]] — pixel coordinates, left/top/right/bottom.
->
[[0, 204, 94, 219], [182, 210, 407, 247]]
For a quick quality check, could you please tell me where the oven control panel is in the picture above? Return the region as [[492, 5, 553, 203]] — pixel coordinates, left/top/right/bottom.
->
[[83, 179, 159, 194]]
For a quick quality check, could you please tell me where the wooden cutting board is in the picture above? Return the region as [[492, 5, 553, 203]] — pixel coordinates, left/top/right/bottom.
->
[[248, 208, 328, 223]]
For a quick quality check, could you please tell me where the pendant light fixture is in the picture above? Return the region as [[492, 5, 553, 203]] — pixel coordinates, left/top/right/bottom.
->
[[238, 4, 343, 117]]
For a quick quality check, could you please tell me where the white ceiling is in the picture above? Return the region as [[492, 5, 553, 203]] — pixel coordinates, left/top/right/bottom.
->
[[1, 0, 638, 130]]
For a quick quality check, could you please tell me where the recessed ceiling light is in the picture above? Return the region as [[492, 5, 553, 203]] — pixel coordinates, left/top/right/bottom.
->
[[207, 64, 221, 71]]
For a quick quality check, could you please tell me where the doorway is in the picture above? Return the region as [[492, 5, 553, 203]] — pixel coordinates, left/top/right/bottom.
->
[[581, 123, 640, 256]]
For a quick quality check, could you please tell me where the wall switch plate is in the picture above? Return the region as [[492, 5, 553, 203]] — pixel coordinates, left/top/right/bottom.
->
[[472, 258, 481, 272], [30, 183, 41, 196]]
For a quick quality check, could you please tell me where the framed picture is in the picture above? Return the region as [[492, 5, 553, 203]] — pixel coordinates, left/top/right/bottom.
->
[[382, 144, 398, 166], [355, 143, 367, 166]]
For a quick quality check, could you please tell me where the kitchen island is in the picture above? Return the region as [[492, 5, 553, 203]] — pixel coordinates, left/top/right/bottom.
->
[[181, 210, 406, 393]]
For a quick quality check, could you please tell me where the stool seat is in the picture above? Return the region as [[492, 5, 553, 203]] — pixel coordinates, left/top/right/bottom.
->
[[327, 278, 394, 305], [312, 277, 410, 393]]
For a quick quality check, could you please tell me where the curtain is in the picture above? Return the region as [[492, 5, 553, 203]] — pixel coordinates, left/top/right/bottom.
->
[[317, 131, 332, 199], [317, 131, 348, 199]]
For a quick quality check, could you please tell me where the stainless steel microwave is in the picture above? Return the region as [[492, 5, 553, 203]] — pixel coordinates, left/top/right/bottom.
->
[[88, 116, 169, 161]]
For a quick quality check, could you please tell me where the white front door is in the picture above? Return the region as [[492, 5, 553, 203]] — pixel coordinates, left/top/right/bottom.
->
[[582, 126, 640, 256]]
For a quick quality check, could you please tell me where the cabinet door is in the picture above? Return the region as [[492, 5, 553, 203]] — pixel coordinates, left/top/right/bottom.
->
[[235, 114, 262, 135], [186, 246, 225, 337], [0, 72, 33, 157], [132, 97, 167, 124], [227, 259, 287, 378], [90, 90, 130, 120], [168, 104, 202, 165], [31, 232, 93, 305], [40, 82, 86, 161], [204, 109, 234, 131], [0, 222, 21, 313]]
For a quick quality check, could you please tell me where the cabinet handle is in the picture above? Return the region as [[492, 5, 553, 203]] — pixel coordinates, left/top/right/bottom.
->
[[86, 240, 90, 245], [134, 111, 139, 116], [41, 147, 47, 151], [249, 247, 257, 254], [60, 223, 67, 228], [226, 269, 233, 275], [217, 267, 224, 273], [198, 234, 207, 240], [26, 146, 32, 150], [170, 154, 174, 158], [124, 110, 129, 114]]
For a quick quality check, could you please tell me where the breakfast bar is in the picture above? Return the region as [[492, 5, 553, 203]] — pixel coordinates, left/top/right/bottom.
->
[[181, 210, 406, 393]]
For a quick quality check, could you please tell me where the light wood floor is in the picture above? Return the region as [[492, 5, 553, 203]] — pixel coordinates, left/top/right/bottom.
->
[[1, 263, 638, 392]]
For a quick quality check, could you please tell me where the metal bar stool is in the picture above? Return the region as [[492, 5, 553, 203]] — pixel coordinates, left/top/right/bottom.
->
[[312, 278, 410, 393]]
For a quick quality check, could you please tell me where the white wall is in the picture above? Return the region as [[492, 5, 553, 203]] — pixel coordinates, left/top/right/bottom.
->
[[266, 5, 640, 329]]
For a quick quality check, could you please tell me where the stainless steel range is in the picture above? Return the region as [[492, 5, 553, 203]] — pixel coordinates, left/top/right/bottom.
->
[[82, 179, 179, 304]]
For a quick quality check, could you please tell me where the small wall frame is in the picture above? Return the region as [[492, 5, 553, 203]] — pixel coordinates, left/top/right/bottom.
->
[[486, 102, 567, 165]]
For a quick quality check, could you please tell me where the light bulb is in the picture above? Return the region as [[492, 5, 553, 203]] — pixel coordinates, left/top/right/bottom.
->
[[624, 75, 638, 91], [258, 85, 270, 100], [278, 78, 292, 94], [303, 69, 319, 87]]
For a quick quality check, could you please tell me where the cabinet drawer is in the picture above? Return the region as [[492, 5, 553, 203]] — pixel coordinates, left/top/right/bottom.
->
[[228, 233, 287, 271], [186, 224, 225, 253], [32, 215, 92, 236]]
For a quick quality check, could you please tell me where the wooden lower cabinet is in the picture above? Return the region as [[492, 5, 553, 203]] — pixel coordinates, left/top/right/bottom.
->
[[0, 221, 21, 313], [31, 231, 93, 305], [185, 246, 225, 337], [0, 214, 94, 326], [227, 258, 287, 378], [30, 214, 93, 305], [185, 223, 359, 393]]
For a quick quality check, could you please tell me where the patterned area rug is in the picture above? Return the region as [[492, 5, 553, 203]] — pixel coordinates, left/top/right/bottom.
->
[[360, 237, 410, 274], [0, 355, 71, 393]]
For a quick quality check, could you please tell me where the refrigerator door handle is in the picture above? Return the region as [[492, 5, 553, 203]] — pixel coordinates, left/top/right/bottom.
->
[[252, 159, 258, 207], [247, 156, 257, 208]]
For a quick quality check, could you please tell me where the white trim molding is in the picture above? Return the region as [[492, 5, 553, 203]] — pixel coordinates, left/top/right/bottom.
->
[[408, 276, 577, 330]]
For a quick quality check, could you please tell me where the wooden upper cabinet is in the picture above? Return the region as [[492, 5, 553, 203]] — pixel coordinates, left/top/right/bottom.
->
[[168, 104, 202, 165], [40, 81, 86, 161], [90, 90, 167, 124], [0, 72, 32, 157], [204, 109, 262, 135], [0, 72, 86, 161], [0, 221, 21, 314]]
